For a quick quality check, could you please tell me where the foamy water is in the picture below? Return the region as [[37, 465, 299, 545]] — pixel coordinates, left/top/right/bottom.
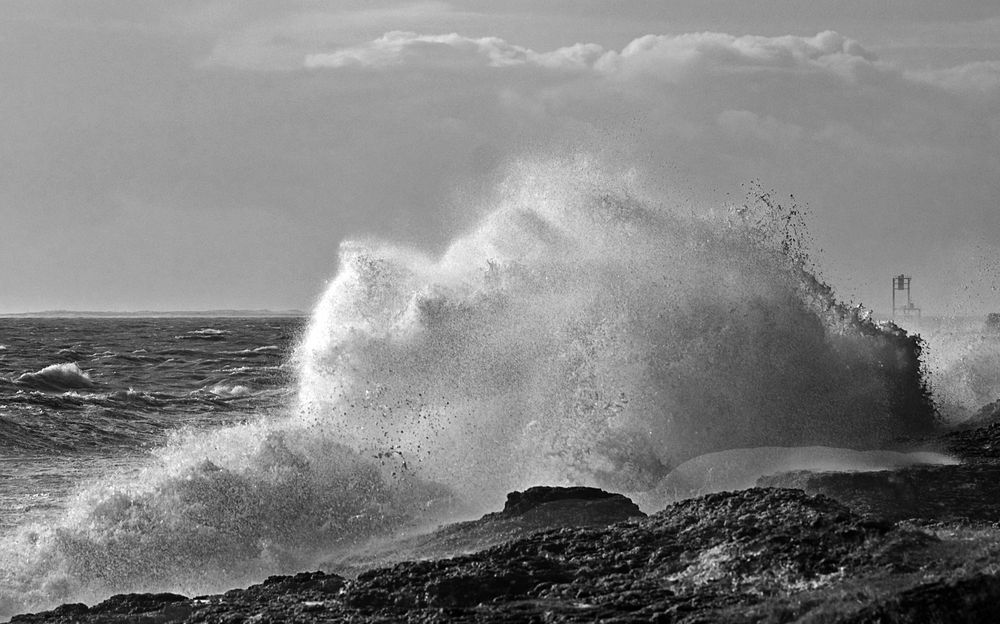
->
[[892, 315, 1000, 422], [0, 157, 952, 618]]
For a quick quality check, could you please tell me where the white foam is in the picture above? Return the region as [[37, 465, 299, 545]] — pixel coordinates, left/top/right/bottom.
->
[[294, 156, 932, 503], [0, 156, 936, 618], [634, 446, 959, 511], [205, 383, 252, 398], [15, 362, 95, 391]]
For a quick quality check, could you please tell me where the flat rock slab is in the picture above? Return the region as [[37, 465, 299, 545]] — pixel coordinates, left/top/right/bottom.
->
[[759, 463, 1000, 522], [757, 420, 1000, 523]]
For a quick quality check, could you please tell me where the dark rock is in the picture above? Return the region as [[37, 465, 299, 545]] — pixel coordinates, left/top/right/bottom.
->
[[15, 476, 1000, 623], [756, 418, 1000, 523], [759, 463, 1000, 522], [851, 573, 1000, 623], [10, 594, 190, 624], [498, 485, 640, 517], [90, 593, 188, 615], [940, 419, 1000, 462], [329, 485, 647, 573], [10, 604, 87, 623], [224, 571, 345, 602], [338, 488, 929, 621], [476, 485, 645, 529]]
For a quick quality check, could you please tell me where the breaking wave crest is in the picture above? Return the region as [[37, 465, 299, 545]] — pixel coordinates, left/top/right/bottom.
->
[[295, 158, 935, 500], [15, 363, 97, 392], [0, 157, 937, 618]]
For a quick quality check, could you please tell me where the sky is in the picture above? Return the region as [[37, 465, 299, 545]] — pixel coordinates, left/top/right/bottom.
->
[[1, 1, 999, 315]]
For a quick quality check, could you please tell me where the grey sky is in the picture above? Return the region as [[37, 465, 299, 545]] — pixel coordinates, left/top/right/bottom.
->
[[2, 1, 999, 314]]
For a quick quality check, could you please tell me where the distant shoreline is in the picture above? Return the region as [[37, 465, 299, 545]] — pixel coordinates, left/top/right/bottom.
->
[[0, 310, 307, 319]]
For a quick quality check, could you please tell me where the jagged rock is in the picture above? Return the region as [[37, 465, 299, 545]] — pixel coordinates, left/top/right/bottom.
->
[[13, 487, 969, 624], [16, 462, 1000, 623], [328, 485, 647, 572], [851, 574, 1000, 624], [494, 485, 643, 518], [11, 593, 188, 624], [940, 419, 1000, 462]]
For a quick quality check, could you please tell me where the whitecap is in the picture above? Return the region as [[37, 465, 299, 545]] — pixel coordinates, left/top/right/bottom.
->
[[14, 363, 96, 392]]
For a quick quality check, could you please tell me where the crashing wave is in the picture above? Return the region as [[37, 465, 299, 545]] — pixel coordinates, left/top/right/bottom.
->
[[295, 157, 936, 500], [14, 363, 97, 392], [0, 156, 938, 619]]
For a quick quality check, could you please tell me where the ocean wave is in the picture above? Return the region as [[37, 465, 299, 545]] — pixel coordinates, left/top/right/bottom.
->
[[295, 157, 935, 499], [158, 348, 212, 358], [0, 156, 939, 618], [0, 421, 452, 617], [175, 328, 230, 341], [0, 416, 68, 453], [220, 346, 283, 358], [55, 347, 88, 362], [0, 386, 262, 414], [202, 383, 253, 398], [14, 363, 97, 392], [897, 317, 1000, 422], [0, 408, 159, 455]]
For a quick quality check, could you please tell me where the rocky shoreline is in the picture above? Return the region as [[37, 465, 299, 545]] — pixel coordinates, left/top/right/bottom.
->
[[13, 421, 1000, 623]]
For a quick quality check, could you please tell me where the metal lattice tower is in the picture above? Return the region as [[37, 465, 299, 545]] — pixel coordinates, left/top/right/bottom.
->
[[891, 274, 921, 319]]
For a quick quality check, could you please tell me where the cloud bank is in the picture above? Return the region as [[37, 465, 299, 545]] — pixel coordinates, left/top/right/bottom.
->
[[295, 29, 1000, 313], [2, 6, 998, 313]]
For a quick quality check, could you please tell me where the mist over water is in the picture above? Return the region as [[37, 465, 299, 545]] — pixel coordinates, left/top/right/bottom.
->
[[894, 315, 1000, 423], [0, 157, 939, 618], [296, 157, 934, 496]]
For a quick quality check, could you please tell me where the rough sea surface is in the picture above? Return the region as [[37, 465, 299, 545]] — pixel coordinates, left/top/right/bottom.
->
[[0, 317, 301, 532], [1, 158, 998, 620]]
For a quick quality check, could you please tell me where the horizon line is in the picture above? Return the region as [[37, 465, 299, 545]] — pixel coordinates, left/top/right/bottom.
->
[[0, 308, 308, 318]]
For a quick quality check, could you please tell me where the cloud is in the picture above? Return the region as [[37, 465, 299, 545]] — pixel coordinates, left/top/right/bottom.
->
[[594, 30, 878, 80], [303, 29, 877, 76], [910, 60, 1000, 94], [294, 29, 1000, 312], [3, 10, 999, 313], [717, 110, 804, 147], [304, 31, 604, 70]]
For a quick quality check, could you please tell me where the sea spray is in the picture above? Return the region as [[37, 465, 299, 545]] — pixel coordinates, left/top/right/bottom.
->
[[0, 156, 937, 618], [0, 417, 452, 617], [14, 362, 96, 392], [295, 157, 936, 499], [897, 315, 1000, 422]]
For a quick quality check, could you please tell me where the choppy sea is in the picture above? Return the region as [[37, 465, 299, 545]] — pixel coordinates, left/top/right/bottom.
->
[[0, 317, 301, 532], [2, 159, 1000, 619]]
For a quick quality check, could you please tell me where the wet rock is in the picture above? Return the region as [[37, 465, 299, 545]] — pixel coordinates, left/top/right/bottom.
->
[[759, 463, 1000, 522], [495, 485, 643, 518], [13, 480, 1000, 623], [11, 593, 188, 624], [330, 485, 647, 572], [757, 418, 1000, 523], [939, 418, 1000, 462], [851, 573, 1000, 624]]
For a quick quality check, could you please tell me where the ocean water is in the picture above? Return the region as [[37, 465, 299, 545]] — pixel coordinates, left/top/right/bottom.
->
[[0, 318, 299, 533], [0, 157, 992, 618]]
